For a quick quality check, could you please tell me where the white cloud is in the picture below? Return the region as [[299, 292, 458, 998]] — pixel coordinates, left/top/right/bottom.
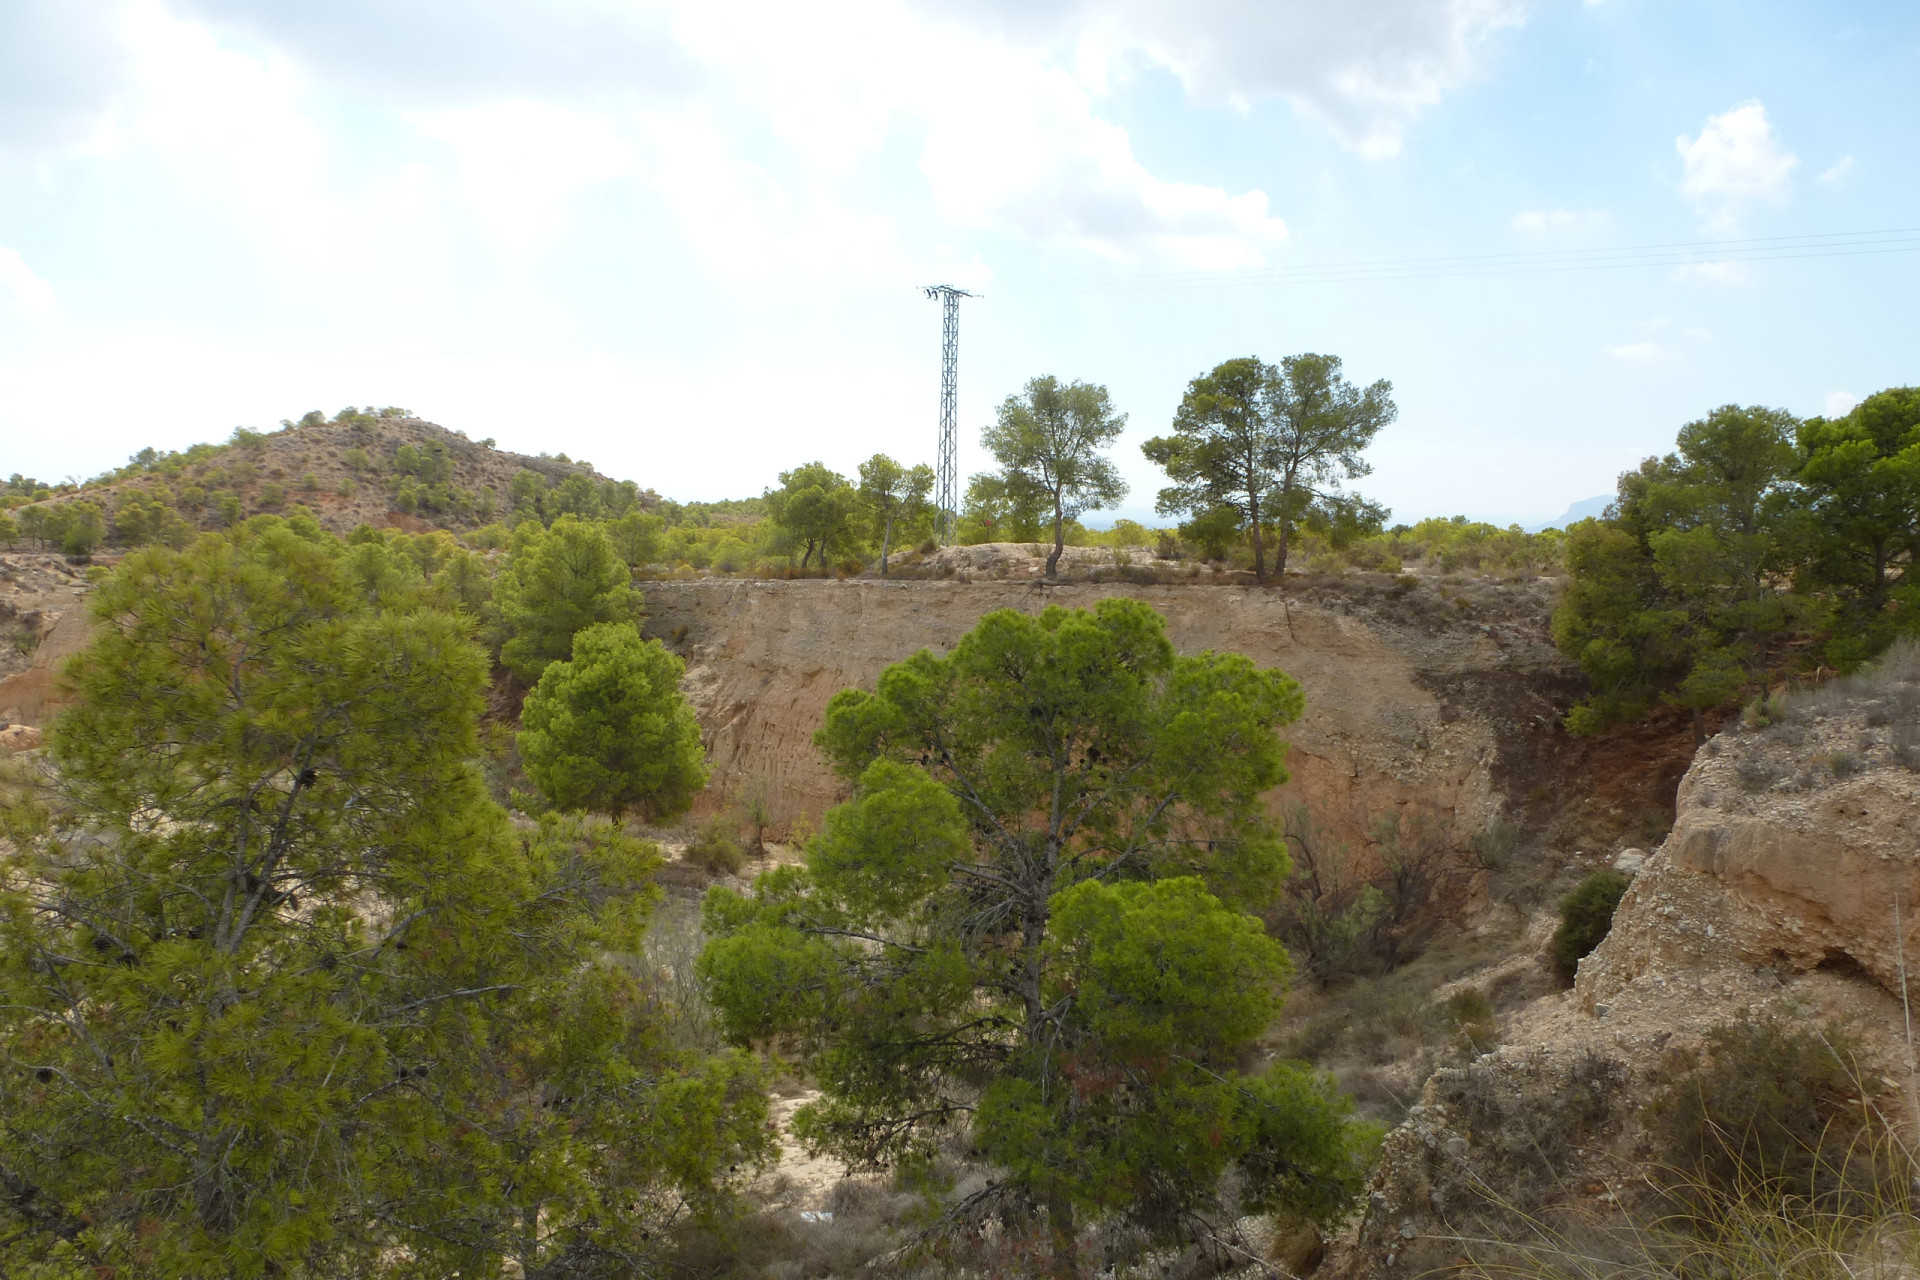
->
[[1819, 155, 1853, 184], [1605, 341, 1669, 363], [659, 0, 1290, 267], [411, 101, 634, 247], [1673, 260, 1750, 285], [0, 248, 57, 314], [1824, 390, 1860, 418], [1046, 0, 1533, 158], [1676, 100, 1797, 226], [1511, 208, 1606, 233]]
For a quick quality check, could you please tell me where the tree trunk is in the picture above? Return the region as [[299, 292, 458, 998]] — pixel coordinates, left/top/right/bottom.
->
[[879, 514, 893, 578], [1046, 490, 1065, 578], [1247, 482, 1266, 582], [1047, 1191, 1078, 1277], [1692, 706, 1706, 747], [1273, 480, 1294, 580]]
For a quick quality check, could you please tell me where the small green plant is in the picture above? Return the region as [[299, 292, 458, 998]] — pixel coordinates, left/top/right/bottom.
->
[[257, 482, 286, 510], [735, 778, 774, 857], [683, 816, 744, 876], [1551, 870, 1630, 981], [1742, 692, 1788, 729]]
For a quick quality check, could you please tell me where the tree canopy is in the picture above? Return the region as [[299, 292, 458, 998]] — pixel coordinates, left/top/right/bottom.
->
[[698, 600, 1374, 1260], [766, 461, 859, 571], [518, 620, 710, 818], [1553, 388, 1920, 732], [0, 520, 768, 1278], [982, 377, 1129, 577], [493, 513, 644, 680], [1145, 354, 1393, 581], [856, 453, 935, 576]]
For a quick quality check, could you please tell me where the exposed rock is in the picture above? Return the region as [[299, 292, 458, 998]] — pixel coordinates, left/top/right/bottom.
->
[[1581, 688, 1920, 1004], [0, 724, 42, 752], [0, 554, 95, 726], [1611, 848, 1647, 875]]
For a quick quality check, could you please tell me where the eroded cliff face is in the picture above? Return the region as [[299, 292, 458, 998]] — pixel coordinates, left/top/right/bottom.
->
[[1344, 658, 1920, 1279], [640, 574, 1578, 853]]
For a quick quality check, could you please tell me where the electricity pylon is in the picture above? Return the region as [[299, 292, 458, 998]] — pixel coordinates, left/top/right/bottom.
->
[[923, 284, 973, 545]]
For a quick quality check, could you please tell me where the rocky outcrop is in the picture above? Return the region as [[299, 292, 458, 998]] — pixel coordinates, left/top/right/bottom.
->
[[1579, 705, 1920, 1005], [1343, 655, 1920, 1278], [0, 555, 95, 729], [641, 574, 1578, 851]]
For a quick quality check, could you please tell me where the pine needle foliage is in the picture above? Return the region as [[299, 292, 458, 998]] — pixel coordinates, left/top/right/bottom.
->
[[0, 519, 770, 1279]]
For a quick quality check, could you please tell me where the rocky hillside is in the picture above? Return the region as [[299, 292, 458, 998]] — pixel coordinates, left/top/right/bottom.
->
[[12, 413, 649, 539], [1346, 650, 1920, 1277]]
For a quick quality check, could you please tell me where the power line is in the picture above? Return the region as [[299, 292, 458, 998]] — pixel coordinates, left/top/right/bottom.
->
[[998, 226, 1920, 295]]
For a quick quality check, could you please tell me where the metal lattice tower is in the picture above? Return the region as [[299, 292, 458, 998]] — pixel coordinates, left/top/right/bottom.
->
[[923, 285, 973, 545]]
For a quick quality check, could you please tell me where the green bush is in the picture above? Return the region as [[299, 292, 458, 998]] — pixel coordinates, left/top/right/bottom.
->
[[1550, 870, 1629, 981], [683, 816, 745, 876], [1645, 1015, 1876, 1196]]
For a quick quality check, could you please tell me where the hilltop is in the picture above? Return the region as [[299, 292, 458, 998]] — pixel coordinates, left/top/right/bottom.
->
[[4, 408, 656, 542]]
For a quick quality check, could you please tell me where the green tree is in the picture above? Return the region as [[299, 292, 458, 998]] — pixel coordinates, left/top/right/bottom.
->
[[1795, 387, 1920, 666], [518, 621, 710, 819], [59, 501, 105, 556], [1259, 354, 1393, 579], [0, 511, 15, 549], [1554, 405, 1805, 736], [16, 505, 50, 549], [0, 525, 769, 1278], [856, 453, 935, 575], [699, 601, 1373, 1258], [609, 510, 667, 568], [958, 470, 1049, 544], [1144, 357, 1284, 579], [983, 376, 1128, 577], [765, 461, 858, 570], [494, 514, 643, 680]]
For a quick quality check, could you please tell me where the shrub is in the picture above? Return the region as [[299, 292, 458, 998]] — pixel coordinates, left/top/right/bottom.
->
[[1742, 692, 1788, 729], [1550, 870, 1629, 981], [683, 816, 744, 875], [1446, 988, 1499, 1054], [1645, 1015, 1877, 1196], [257, 482, 286, 510]]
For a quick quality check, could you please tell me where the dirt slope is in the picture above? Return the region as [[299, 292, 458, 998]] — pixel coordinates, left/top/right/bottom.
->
[[642, 573, 1582, 851]]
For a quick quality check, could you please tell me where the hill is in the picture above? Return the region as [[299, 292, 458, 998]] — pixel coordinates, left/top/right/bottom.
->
[[3, 408, 656, 544]]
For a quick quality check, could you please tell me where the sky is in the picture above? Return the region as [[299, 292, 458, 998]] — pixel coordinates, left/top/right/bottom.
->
[[1, 1, 1916, 527]]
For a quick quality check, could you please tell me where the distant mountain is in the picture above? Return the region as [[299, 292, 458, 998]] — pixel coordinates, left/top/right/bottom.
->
[[1527, 494, 1612, 533]]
